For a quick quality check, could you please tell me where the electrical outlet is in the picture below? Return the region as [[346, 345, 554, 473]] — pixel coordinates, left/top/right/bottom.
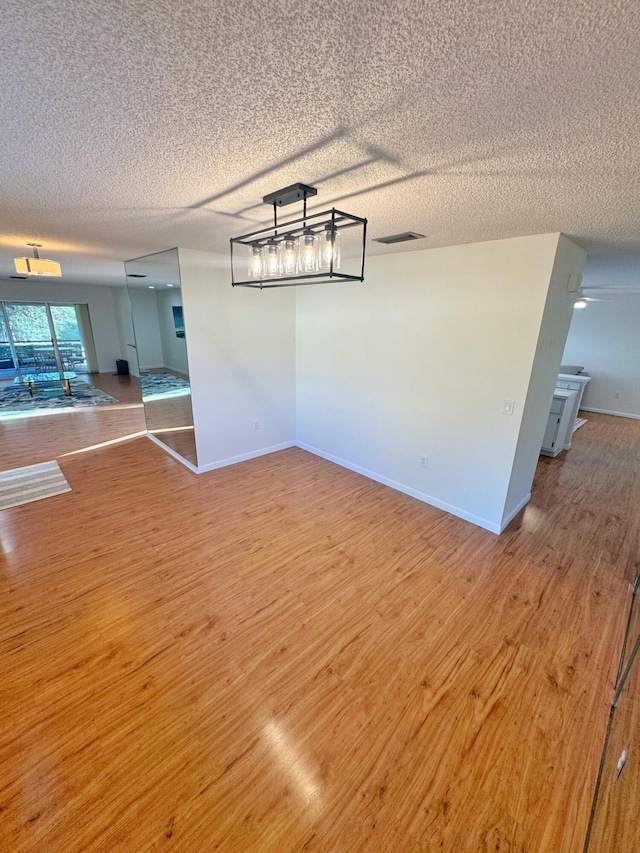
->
[[419, 454, 428, 469], [253, 418, 261, 430], [614, 391, 621, 399]]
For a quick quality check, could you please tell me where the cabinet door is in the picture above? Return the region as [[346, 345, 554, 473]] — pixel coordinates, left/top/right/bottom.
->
[[542, 410, 561, 451]]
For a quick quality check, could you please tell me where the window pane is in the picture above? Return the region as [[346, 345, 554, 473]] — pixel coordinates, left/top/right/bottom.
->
[[5, 303, 50, 342], [50, 304, 87, 371], [50, 305, 80, 341], [0, 310, 10, 362], [5, 303, 53, 372]]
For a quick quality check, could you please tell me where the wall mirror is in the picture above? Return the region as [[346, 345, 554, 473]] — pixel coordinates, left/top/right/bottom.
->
[[125, 248, 197, 466]]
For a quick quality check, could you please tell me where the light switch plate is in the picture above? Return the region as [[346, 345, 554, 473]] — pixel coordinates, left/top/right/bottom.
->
[[503, 399, 515, 415], [567, 272, 582, 293]]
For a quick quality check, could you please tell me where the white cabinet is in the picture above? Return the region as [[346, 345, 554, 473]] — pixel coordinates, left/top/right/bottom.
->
[[555, 372, 591, 449], [541, 389, 579, 457]]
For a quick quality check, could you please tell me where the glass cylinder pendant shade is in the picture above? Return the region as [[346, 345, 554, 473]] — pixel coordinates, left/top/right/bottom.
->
[[248, 243, 263, 279], [231, 187, 367, 288], [298, 230, 319, 273], [319, 224, 341, 270], [263, 240, 281, 277], [281, 235, 299, 276]]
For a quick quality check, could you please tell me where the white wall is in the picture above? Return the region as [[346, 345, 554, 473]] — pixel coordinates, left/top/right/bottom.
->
[[127, 289, 164, 370], [156, 289, 188, 374], [0, 278, 124, 373], [115, 286, 188, 376], [502, 235, 586, 525], [295, 234, 569, 533], [177, 249, 296, 470], [112, 286, 135, 363], [562, 291, 640, 419]]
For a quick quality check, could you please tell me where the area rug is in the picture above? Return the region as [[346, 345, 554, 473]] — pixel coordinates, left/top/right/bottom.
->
[[0, 380, 118, 419], [573, 417, 588, 432], [140, 372, 190, 400], [0, 460, 71, 510]]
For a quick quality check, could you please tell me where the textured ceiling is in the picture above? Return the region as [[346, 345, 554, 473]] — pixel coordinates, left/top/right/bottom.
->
[[1, 0, 639, 288]]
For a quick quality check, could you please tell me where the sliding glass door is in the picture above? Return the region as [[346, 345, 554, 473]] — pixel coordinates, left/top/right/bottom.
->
[[49, 305, 88, 372], [0, 302, 89, 377], [5, 303, 55, 374], [0, 309, 14, 371]]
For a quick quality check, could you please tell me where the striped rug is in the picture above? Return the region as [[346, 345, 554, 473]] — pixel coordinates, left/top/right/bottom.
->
[[0, 460, 71, 510]]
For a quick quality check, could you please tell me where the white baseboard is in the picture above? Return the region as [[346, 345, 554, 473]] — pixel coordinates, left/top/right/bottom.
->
[[146, 432, 513, 534], [148, 434, 296, 474], [581, 406, 640, 421], [500, 492, 531, 532], [194, 441, 296, 473], [146, 433, 199, 473], [295, 441, 501, 534]]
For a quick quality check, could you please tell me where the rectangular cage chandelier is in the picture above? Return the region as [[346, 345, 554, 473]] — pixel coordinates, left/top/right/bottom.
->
[[230, 183, 367, 288]]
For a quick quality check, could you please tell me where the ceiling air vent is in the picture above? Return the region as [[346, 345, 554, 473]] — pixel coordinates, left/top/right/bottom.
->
[[126, 273, 147, 278], [373, 231, 426, 245]]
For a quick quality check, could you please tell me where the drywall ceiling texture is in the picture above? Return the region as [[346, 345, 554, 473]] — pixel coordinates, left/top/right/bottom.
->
[[1, 0, 639, 287]]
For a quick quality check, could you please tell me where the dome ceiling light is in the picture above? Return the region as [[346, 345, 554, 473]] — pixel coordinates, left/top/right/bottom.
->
[[14, 243, 62, 277]]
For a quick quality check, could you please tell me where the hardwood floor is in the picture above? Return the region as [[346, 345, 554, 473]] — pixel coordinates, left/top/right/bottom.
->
[[0, 410, 638, 851], [0, 373, 146, 470], [585, 584, 640, 852], [136, 368, 198, 464], [143, 395, 197, 465]]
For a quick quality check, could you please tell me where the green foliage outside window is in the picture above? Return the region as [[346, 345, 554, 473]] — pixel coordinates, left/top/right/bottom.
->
[[0, 303, 85, 367]]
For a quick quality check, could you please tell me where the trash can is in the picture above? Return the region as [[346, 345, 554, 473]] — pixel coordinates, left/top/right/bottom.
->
[[116, 359, 129, 375]]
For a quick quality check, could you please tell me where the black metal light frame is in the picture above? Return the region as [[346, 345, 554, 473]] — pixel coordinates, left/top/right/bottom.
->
[[230, 183, 367, 289]]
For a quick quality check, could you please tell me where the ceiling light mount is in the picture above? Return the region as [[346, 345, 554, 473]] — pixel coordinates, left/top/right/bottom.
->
[[230, 182, 367, 289], [14, 242, 62, 277], [262, 183, 317, 208]]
